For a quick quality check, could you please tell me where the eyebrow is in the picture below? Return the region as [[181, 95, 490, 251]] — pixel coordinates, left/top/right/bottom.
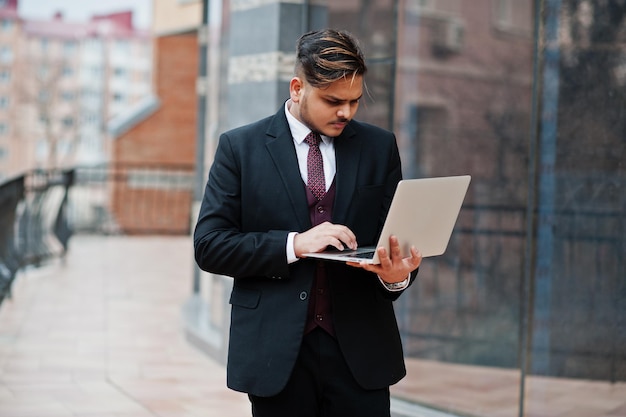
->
[[323, 93, 363, 103]]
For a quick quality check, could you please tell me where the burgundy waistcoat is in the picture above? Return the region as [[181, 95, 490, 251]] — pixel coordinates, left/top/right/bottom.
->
[[304, 180, 336, 336]]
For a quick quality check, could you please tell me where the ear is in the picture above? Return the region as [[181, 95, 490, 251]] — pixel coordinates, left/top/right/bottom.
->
[[289, 77, 304, 103]]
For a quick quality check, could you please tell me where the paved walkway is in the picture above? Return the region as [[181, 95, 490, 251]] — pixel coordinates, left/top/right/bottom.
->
[[0, 235, 249, 417], [1, 235, 624, 417]]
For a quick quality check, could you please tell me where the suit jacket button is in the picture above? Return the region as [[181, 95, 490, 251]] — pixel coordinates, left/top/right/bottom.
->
[[299, 291, 308, 301]]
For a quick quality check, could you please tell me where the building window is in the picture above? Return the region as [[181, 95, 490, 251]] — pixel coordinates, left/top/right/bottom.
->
[[415, 0, 434, 9], [0, 46, 13, 64], [38, 90, 50, 103], [1, 19, 13, 32], [0, 96, 9, 109], [84, 38, 103, 53], [0, 69, 10, 83], [61, 91, 75, 101], [113, 93, 126, 103], [494, 0, 512, 25], [0, 122, 9, 136], [38, 64, 50, 79], [491, 0, 531, 34], [113, 67, 127, 78], [91, 66, 103, 77], [62, 116, 74, 128], [63, 40, 76, 56], [57, 140, 72, 157], [406, 104, 449, 177], [114, 40, 130, 54], [36, 138, 48, 160]]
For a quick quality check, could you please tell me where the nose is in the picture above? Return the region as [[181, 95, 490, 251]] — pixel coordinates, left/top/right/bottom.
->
[[337, 103, 352, 120]]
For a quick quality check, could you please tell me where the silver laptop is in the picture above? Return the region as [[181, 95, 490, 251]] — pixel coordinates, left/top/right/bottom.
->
[[303, 175, 471, 264]]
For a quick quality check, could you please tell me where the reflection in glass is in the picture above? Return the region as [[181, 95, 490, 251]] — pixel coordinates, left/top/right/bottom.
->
[[327, 0, 625, 416]]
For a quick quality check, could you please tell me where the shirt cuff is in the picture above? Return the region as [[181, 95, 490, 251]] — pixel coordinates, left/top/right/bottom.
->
[[286, 232, 299, 264], [379, 275, 410, 292]]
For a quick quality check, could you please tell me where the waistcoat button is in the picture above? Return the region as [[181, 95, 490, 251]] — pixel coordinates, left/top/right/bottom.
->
[[299, 291, 308, 301]]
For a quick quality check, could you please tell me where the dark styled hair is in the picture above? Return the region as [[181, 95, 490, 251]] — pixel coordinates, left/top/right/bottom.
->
[[295, 29, 367, 87]]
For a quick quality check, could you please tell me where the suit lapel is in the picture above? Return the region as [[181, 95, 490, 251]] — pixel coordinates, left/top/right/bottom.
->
[[265, 110, 311, 230], [263, 109, 363, 229], [333, 124, 360, 225]]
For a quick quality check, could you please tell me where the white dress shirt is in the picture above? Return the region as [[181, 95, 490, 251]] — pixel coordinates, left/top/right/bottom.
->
[[283, 101, 409, 291]]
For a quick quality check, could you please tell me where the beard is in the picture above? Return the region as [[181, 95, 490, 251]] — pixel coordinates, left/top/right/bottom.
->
[[297, 93, 349, 138], [297, 94, 321, 134]]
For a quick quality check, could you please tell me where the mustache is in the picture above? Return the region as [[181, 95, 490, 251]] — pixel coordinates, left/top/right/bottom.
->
[[333, 118, 349, 123]]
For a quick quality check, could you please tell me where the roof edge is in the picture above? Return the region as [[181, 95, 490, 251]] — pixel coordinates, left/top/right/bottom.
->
[[108, 95, 160, 138]]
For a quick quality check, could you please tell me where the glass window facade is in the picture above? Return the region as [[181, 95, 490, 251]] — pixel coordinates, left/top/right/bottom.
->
[[323, 0, 625, 415], [198, 0, 625, 415]]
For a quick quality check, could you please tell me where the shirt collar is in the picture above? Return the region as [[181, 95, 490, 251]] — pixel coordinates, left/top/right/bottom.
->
[[284, 100, 332, 145]]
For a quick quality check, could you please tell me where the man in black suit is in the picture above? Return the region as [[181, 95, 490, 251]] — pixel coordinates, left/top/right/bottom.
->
[[194, 28, 421, 417]]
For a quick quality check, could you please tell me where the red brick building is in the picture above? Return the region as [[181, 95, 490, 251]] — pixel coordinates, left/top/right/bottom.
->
[[108, 20, 200, 234]]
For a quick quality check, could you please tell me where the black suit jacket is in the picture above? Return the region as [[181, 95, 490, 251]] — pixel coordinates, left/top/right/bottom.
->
[[194, 107, 416, 397]]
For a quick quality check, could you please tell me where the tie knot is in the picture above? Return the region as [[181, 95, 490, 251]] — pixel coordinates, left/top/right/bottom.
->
[[304, 132, 321, 147]]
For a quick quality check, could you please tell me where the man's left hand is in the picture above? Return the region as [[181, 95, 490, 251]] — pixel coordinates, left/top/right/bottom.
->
[[347, 235, 421, 283]]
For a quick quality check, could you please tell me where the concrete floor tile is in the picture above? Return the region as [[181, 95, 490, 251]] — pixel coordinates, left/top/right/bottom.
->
[[2, 235, 623, 417]]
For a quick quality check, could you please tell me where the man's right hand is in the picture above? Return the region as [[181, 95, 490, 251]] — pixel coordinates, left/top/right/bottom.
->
[[294, 221, 357, 258]]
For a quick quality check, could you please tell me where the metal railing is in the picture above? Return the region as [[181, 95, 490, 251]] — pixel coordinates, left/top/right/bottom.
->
[[0, 169, 74, 304], [0, 163, 195, 305], [69, 163, 195, 235]]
